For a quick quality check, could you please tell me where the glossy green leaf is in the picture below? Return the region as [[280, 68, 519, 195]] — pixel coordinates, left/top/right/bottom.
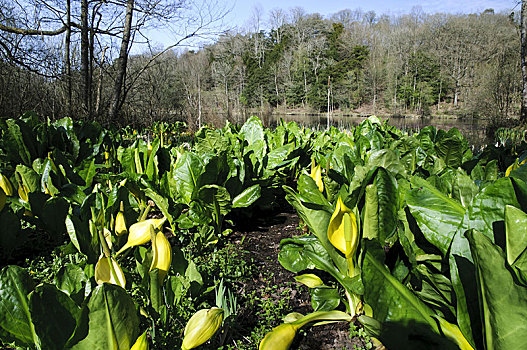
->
[[362, 184, 378, 240], [0, 266, 36, 346], [435, 134, 463, 168], [505, 205, 527, 284], [266, 143, 293, 170], [373, 168, 398, 243], [240, 116, 264, 146], [16, 164, 40, 192], [172, 152, 204, 204], [29, 283, 81, 350], [361, 247, 458, 348], [278, 236, 323, 273], [406, 176, 465, 255], [232, 184, 261, 208], [505, 205, 527, 266], [362, 249, 437, 331], [466, 230, 527, 350], [144, 186, 174, 229], [54, 263, 89, 300], [2, 119, 35, 165], [366, 149, 406, 176], [145, 139, 160, 181], [452, 170, 479, 208], [465, 177, 520, 239], [283, 186, 347, 275], [70, 284, 140, 350], [194, 128, 229, 154], [310, 287, 340, 311], [297, 174, 332, 210]]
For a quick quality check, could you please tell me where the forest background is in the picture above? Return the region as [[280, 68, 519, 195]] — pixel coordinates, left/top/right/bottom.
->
[[0, 1, 521, 131]]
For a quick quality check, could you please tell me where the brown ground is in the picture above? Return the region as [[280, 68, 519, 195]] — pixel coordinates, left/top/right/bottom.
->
[[230, 206, 368, 350]]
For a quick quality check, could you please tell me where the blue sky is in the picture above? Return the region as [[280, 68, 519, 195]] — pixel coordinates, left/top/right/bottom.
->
[[228, 0, 516, 28], [140, 0, 518, 52]]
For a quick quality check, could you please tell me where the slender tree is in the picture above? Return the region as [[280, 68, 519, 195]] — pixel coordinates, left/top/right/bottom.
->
[[521, 0, 527, 121], [109, 0, 135, 122]]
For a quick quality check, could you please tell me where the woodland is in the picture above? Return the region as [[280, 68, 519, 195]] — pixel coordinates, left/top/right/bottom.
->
[[0, 2, 522, 130]]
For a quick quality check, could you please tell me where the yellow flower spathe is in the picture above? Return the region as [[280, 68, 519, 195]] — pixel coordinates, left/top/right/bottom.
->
[[259, 323, 297, 350], [310, 161, 324, 192], [149, 231, 172, 282], [95, 255, 126, 289], [18, 184, 29, 202], [327, 197, 358, 258], [182, 308, 224, 350], [0, 173, 13, 196], [115, 202, 127, 236], [116, 217, 166, 255], [130, 330, 149, 350]]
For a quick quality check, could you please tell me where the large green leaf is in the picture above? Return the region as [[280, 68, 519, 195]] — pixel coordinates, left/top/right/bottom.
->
[[362, 184, 379, 240], [361, 246, 458, 348], [0, 266, 36, 346], [240, 116, 264, 146], [198, 185, 232, 218], [265, 143, 293, 170], [452, 170, 479, 208], [366, 149, 406, 176], [449, 178, 523, 349], [145, 139, 160, 181], [172, 152, 204, 204], [362, 248, 438, 330], [435, 132, 463, 168], [373, 168, 398, 244], [144, 186, 174, 229], [466, 230, 527, 350], [29, 284, 81, 350], [54, 263, 89, 302], [278, 236, 319, 272], [232, 184, 261, 208], [2, 119, 36, 166], [504, 205, 527, 284], [406, 176, 465, 255], [70, 284, 140, 350], [310, 287, 340, 311], [465, 177, 521, 239], [194, 128, 230, 154], [297, 174, 332, 211], [16, 164, 40, 193]]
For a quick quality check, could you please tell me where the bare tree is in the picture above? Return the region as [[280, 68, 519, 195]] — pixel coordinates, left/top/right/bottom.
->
[[521, 0, 527, 121]]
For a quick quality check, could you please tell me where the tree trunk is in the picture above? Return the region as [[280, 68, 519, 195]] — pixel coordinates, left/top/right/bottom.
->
[[95, 47, 108, 116], [65, 0, 72, 116], [198, 75, 202, 129], [521, 0, 527, 121], [80, 0, 90, 118], [327, 76, 330, 129], [109, 0, 134, 123]]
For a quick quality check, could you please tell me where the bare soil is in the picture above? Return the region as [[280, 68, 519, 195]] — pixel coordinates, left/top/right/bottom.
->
[[230, 205, 369, 350]]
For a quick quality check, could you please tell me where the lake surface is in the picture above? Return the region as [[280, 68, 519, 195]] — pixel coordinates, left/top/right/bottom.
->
[[264, 114, 490, 150]]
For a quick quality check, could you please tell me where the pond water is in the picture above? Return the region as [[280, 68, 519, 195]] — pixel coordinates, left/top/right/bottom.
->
[[264, 114, 490, 150]]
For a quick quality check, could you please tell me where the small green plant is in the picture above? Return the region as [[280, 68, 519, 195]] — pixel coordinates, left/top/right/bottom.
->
[[349, 322, 373, 350]]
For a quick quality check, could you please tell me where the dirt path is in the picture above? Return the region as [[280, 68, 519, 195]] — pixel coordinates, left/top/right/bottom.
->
[[231, 207, 364, 350]]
